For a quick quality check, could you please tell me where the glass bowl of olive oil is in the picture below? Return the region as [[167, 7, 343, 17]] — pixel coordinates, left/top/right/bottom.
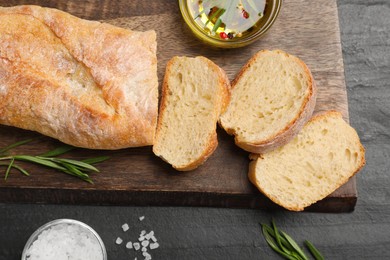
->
[[179, 0, 282, 48]]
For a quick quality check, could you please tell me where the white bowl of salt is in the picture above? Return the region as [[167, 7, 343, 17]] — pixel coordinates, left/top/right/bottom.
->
[[21, 219, 107, 260]]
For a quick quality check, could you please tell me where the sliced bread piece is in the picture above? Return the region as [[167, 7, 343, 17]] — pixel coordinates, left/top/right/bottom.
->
[[219, 49, 317, 153], [153, 56, 230, 171], [248, 111, 366, 211]]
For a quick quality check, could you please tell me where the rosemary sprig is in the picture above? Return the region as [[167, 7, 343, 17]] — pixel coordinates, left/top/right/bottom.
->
[[0, 139, 109, 183], [0, 138, 33, 155], [261, 220, 325, 260], [304, 240, 325, 260]]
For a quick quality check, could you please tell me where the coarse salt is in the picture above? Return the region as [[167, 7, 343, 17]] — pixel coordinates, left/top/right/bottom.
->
[[116, 237, 123, 245], [139, 216, 145, 221], [150, 235, 157, 243], [115, 222, 160, 259], [149, 242, 159, 250], [126, 241, 133, 249], [145, 231, 154, 240], [138, 230, 147, 241], [142, 251, 152, 260], [122, 223, 129, 232], [141, 240, 149, 248], [25, 223, 104, 260], [133, 242, 141, 251]]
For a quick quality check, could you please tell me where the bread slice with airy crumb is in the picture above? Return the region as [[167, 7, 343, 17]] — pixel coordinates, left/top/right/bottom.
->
[[153, 56, 230, 171], [248, 111, 365, 211], [219, 49, 317, 153]]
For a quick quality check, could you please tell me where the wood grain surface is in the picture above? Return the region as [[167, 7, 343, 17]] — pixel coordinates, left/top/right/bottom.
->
[[0, 0, 356, 212]]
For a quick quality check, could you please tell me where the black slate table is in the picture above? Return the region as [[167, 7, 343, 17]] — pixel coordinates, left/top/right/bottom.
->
[[1, 0, 390, 259]]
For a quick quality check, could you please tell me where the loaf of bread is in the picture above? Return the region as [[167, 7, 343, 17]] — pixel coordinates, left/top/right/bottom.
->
[[153, 56, 230, 171], [219, 49, 317, 153], [248, 111, 366, 211], [0, 5, 158, 149]]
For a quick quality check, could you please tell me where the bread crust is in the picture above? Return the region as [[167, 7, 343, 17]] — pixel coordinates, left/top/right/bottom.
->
[[221, 49, 317, 154], [153, 56, 230, 171], [0, 5, 158, 149], [248, 111, 366, 211]]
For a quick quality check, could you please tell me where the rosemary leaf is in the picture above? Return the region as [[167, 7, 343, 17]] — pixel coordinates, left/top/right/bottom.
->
[[305, 240, 325, 260], [261, 224, 298, 260], [10, 164, 30, 176], [13, 155, 67, 171], [4, 158, 14, 180], [272, 220, 292, 255], [62, 167, 93, 184], [262, 223, 294, 252], [61, 162, 89, 177], [61, 163, 92, 183], [46, 158, 99, 172], [291, 251, 306, 260], [0, 139, 33, 155], [81, 156, 110, 165], [39, 145, 74, 157], [0, 162, 30, 176], [281, 231, 308, 260]]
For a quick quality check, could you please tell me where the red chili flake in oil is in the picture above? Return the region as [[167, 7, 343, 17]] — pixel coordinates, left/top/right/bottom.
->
[[220, 32, 228, 39], [242, 10, 249, 19]]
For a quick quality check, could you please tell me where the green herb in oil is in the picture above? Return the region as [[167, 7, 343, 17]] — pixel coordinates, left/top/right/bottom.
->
[[191, 0, 267, 38]]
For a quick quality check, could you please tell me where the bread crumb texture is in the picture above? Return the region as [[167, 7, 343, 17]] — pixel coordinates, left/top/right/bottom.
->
[[220, 49, 316, 152], [153, 56, 230, 171], [249, 111, 365, 211]]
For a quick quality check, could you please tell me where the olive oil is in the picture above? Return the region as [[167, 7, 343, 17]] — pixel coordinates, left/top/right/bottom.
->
[[188, 0, 269, 40]]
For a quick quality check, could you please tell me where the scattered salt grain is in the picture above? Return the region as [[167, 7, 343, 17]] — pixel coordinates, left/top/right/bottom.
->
[[138, 230, 146, 241], [25, 222, 104, 260], [133, 242, 141, 251], [145, 231, 154, 240], [142, 251, 152, 260], [122, 223, 129, 232], [149, 242, 159, 250], [150, 234, 157, 243], [116, 237, 123, 245], [115, 222, 160, 259], [141, 240, 149, 248], [126, 241, 133, 249]]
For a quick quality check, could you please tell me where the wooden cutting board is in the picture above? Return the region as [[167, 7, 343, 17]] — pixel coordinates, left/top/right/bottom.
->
[[0, 0, 356, 212]]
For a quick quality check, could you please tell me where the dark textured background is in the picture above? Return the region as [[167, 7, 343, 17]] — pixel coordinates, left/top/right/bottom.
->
[[1, 0, 390, 259]]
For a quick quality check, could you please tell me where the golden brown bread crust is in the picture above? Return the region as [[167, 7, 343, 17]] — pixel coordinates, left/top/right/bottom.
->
[[154, 56, 230, 171], [0, 5, 158, 149], [248, 111, 366, 211], [221, 49, 317, 154]]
